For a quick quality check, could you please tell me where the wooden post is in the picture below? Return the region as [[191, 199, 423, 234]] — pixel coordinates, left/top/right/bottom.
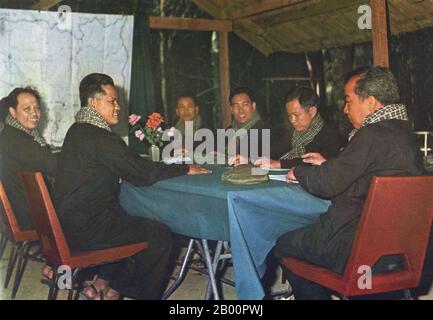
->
[[149, 16, 233, 128], [149, 16, 232, 32], [219, 31, 231, 128], [371, 0, 389, 68]]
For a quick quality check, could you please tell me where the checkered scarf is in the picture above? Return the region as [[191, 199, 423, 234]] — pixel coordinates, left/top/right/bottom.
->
[[5, 114, 47, 147], [231, 111, 262, 132], [227, 112, 262, 156], [75, 107, 112, 132], [348, 104, 408, 141], [175, 115, 202, 137], [280, 113, 324, 160]]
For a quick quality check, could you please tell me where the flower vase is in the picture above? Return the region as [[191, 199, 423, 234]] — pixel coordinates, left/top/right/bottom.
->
[[150, 144, 160, 162]]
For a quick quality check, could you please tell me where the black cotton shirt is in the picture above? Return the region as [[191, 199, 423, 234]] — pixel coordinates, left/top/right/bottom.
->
[[53, 123, 188, 239], [0, 125, 57, 229], [277, 122, 344, 168], [275, 120, 423, 273]]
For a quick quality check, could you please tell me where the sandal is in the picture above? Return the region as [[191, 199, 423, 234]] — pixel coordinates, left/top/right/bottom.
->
[[79, 284, 104, 300], [102, 288, 123, 300], [40, 265, 54, 286]]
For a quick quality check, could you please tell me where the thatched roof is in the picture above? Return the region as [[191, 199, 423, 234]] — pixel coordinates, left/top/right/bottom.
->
[[192, 0, 433, 55]]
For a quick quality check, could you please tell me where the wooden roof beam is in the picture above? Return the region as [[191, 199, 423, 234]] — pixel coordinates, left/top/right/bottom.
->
[[228, 0, 305, 19], [149, 16, 233, 32], [31, 0, 62, 10], [234, 19, 276, 56], [192, 0, 226, 18], [253, 0, 365, 27]]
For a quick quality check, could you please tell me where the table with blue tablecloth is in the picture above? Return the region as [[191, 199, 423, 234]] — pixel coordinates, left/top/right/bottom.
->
[[119, 165, 330, 300]]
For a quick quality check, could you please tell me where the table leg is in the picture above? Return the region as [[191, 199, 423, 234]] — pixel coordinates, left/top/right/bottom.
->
[[219, 241, 232, 272], [162, 238, 195, 300], [163, 238, 232, 300], [205, 240, 223, 299], [200, 239, 220, 300]]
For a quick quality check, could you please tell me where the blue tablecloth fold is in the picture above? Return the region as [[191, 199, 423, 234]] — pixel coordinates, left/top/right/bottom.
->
[[119, 165, 330, 300], [227, 186, 330, 300]]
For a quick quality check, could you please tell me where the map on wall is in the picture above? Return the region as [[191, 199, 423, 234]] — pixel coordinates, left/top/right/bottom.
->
[[0, 8, 134, 146]]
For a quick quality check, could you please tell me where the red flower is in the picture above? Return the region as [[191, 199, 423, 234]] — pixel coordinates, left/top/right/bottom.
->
[[146, 112, 164, 130]]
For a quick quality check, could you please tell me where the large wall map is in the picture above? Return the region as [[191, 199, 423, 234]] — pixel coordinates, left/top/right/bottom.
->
[[0, 8, 133, 146]]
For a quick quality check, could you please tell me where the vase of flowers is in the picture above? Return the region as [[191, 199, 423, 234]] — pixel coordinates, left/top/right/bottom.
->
[[129, 112, 165, 162], [149, 144, 160, 162]]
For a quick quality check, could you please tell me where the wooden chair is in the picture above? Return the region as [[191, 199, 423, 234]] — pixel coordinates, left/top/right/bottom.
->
[[20, 171, 148, 300], [0, 181, 39, 299], [281, 176, 433, 299]]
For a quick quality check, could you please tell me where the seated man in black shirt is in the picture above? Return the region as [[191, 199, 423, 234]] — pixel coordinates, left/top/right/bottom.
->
[[274, 66, 423, 300], [53, 73, 209, 300], [222, 87, 269, 164], [172, 93, 203, 156], [254, 86, 342, 169]]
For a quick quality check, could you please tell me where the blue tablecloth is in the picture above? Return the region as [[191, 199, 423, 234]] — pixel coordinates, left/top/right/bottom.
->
[[227, 187, 330, 299], [119, 165, 286, 240], [119, 165, 330, 300]]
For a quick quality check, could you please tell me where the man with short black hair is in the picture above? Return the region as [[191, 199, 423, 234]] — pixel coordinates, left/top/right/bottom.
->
[[172, 93, 203, 155], [274, 66, 423, 300], [229, 87, 264, 131], [223, 87, 267, 162], [53, 73, 209, 300], [255, 86, 342, 169]]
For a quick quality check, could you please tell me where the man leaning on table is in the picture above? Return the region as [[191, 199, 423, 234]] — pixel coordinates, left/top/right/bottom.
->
[[254, 86, 343, 169], [53, 73, 210, 300], [274, 66, 423, 300], [222, 87, 268, 161]]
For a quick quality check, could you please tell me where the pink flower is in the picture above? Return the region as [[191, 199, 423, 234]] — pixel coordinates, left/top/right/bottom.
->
[[129, 114, 141, 126], [135, 130, 145, 141]]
